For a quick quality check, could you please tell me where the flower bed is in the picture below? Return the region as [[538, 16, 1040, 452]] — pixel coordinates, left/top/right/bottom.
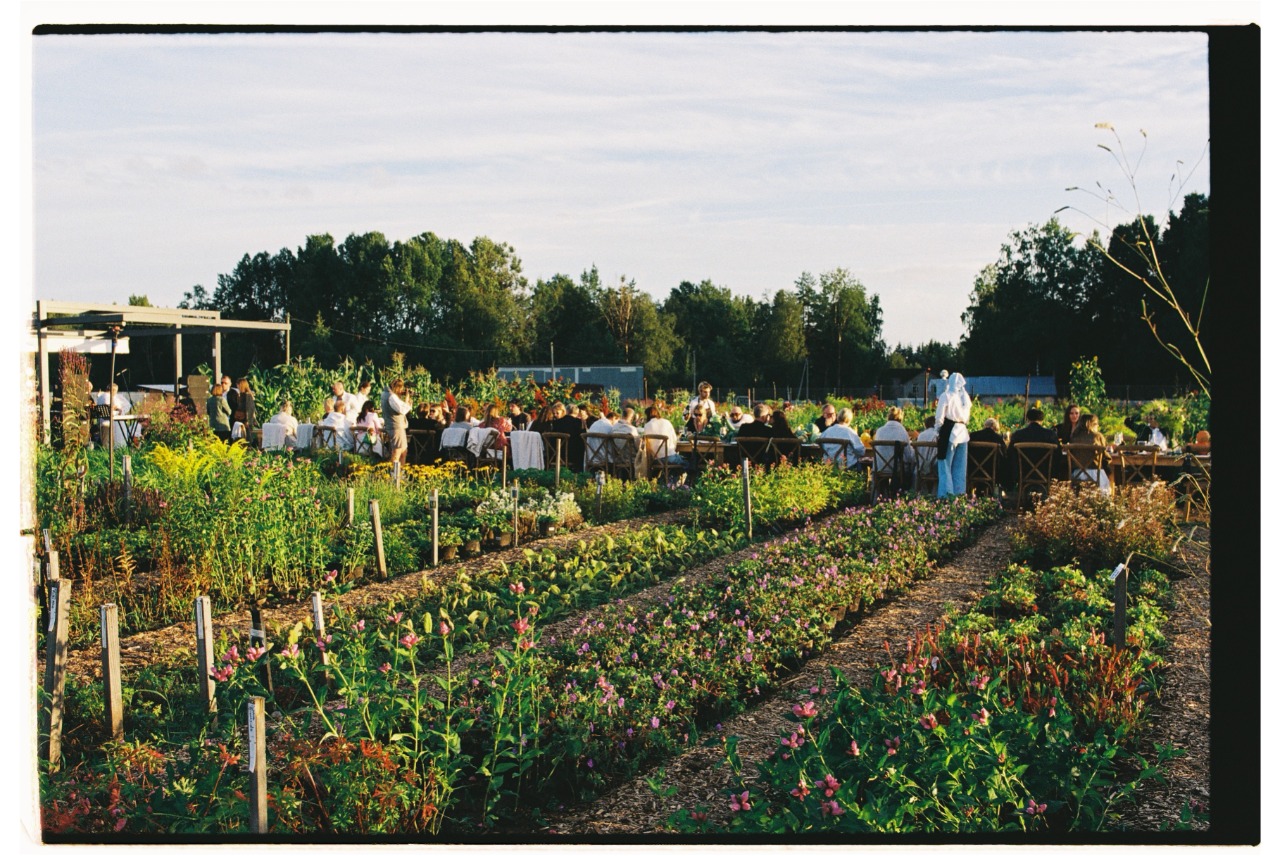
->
[[690, 461, 868, 531]]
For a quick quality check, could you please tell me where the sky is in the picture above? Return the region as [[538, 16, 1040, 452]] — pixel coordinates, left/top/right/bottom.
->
[[26, 26, 1211, 349]]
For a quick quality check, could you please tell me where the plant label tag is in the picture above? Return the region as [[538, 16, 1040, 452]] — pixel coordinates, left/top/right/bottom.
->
[[195, 599, 205, 640], [47, 584, 57, 632], [101, 605, 109, 649], [311, 593, 325, 636], [248, 709, 257, 772], [1110, 563, 1126, 582], [250, 628, 265, 641], [42, 529, 51, 553]]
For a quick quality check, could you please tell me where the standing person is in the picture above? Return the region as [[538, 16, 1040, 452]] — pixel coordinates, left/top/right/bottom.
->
[[935, 372, 972, 497], [686, 382, 717, 419], [382, 379, 412, 465], [223, 375, 240, 422], [235, 378, 256, 433], [207, 380, 232, 441]]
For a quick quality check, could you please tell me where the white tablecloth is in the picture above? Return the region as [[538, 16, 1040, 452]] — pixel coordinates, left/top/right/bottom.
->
[[509, 430, 544, 470], [262, 423, 288, 450], [296, 423, 314, 449], [440, 424, 471, 450], [467, 427, 499, 460]]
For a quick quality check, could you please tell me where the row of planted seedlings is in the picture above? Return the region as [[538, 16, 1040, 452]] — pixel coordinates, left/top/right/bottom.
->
[[39, 490, 999, 836], [33, 433, 700, 648], [695, 480, 1190, 834]]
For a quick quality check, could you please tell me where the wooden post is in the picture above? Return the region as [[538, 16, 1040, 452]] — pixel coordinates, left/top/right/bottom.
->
[[595, 470, 605, 518], [108, 333, 118, 481], [194, 596, 216, 714], [248, 696, 268, 833], [1024, 374, 1032, 420], [123, 454, 133, 524], [100, 603, 124, 740], [511, 481, 520, 549], [311, 592, 329, 668], [42, 579, 72, 770], [1111, 563, 1128, 649], [250, 606, 273, 694], [501, 446, 508, 490], [46, 550, 60, 584], [393, 460, 402, 490], [554, 437, 562, 490], [430, 489, 440, 567], [346, 487, 355, 527], [370, 500, 387, 580], [42, 528, 52, 555], [741, 458, 753, 541]]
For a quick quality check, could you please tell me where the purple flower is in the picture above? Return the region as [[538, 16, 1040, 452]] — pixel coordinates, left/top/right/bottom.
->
[[651, 717, 661, 729], [729, 790, 752, 812]]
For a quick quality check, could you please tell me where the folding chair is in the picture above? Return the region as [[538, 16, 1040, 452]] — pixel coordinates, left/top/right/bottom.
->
[[912, 441, 939, 495], [870, 440, 908, 501], [1013, 442, 1057, 509], [1063, 443, 1111, 494], [967, 442, 1002, 499], [583, 432, 615, 475], [470, 428, 504, 476], [312, 424, 339, 451]]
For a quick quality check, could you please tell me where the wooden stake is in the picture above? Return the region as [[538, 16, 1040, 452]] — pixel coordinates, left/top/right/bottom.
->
[[501, 446, 508, 490], [430, 489, 439, 567], [346, 487, 355, 527], [101, 603, 124, 741], [555, 437, 562, 490], [1112, 564, 1128, 649], [194, 596, 216, 714], [248, 696, 268, 833], [370, 500, 387, 580], [46, 550, 60, 584], [311, 592, 329, 668], [741, 458, 753, 540], [511, 481, 520, 548], [123, 454, 133, 525], [393, 460, 402, 490], [42, 580, 71, 771], [250, 606, 273, 694], [595, 470, 605, 519]]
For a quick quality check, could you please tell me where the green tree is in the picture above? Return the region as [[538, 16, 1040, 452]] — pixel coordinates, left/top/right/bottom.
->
[[795, 268, 886, 393]]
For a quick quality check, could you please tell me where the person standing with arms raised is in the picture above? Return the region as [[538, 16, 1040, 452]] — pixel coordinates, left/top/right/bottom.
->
[[935, 372, 972, 497]]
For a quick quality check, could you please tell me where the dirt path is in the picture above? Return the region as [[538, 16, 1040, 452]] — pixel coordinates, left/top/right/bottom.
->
[[548, 514, 1022, 834]]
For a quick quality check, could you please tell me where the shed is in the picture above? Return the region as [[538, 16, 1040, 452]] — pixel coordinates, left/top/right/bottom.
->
[[928, 375, 1058, 402], [496, 365, 645, 402]]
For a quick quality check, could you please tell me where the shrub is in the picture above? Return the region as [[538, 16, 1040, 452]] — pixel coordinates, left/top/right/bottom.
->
[[1011, 482, 1177, 572]]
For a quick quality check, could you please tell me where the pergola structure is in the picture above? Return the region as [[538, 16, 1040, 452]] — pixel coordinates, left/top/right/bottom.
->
[[32, 300, 292, 444]]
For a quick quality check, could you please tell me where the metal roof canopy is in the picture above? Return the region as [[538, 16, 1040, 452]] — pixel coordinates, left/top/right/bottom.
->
[[33, 300, 292, 444]]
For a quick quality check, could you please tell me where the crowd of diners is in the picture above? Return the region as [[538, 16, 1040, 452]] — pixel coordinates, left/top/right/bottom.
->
[[85, 369, 1204, 497]]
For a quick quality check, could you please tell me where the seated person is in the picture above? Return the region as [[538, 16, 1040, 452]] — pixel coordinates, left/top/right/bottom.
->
[[478, 403, 513, 452], [508, 401, 531, 431], [871, 406, 915, 475], [265, 400, 300, 448], [1186, 429, 1210, 456], [318, 398, 355, 450], [812, 403, 838, 435], [818, 407, 866, 468], [969, 416, 1008, 487], [1068, 413, 1113, 495], [683, 403, 715, 436], [735, 403, 777, 464], [640, 405, 685, 473], [726, 405, 754, 432], [354, 400, 384, 456], [585, 409, 618, 464], [455, 404, 480, 427]]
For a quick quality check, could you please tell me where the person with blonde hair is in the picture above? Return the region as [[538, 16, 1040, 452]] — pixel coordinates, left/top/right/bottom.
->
[[1069, 412, 1112, 495], [818, 407, 865, 468], [872, 405, 915, 475], [382, 378, 412, 465]]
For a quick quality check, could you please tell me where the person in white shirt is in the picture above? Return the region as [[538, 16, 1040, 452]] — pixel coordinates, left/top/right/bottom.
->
[[818, 407, 866, 468], [726, 405, 754, 432], [935, 373, 972, 497], [350, 380, 372, 420], [266, 401, 301, 449], [330, 380, 359, 425], [95, 383, 132, 447], [319, 398, 355, 451], [586, 410, 617, 464], [686, 382, 717, 419], [641, 405, 684, 469], [871, 406, 916, 474], [382, 379, 412, 465]]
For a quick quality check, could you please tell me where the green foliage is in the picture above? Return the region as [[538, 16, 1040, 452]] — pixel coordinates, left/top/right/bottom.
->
[[1069, 356, 1108, 416]]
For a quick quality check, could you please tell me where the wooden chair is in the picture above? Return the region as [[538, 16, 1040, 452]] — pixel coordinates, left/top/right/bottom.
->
[[542, 432, 572, 472], [870, 440, 908, 501], [1111, 448, 1157, 489], [583, 432, 615, 474], [470, 429, 504, 476], [439, 425, 472, 466], [687, 435, 721, 478], [771, 437, 802, 467], [312, 424, 339, 451], [642, 433, 679, 485], [967, 442, 1003, 499], [734, 436, 774, 469], [1062, 443, 1111, 493], [912, 441, 939, 495], [814, 437, 855, 469], [407, 429, 437, 465], [609, 433, 642, 481], [1013, 442, 1057, 509]]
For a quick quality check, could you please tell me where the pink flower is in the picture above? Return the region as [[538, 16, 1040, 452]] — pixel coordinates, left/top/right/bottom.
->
[[971, 707, 990, 726], [245, 646, 266, 663], [222, 645, 241, 664], [847, 739, 861, 757], [920, 713, 938, 730], [278, 643, 300, 660], [821, 774, 840, 797], [353, 619, 365, 632], [509, 581, 525, 594], [651, 717, 661, 729], [211, 664, 235, 682], [968, 674, 990, 691], [790, 780, 810, 799], [781, 731, 804, 749], [400, 632, 419, 648], [323, 569, 338, 584], [821, 800, 845, 817], [1025, 799, 1047, 815], [387, 611, 404, 625], [884, 736, 900, 755], [792, 700, 819, 718], [378, 662, 391, 673], [513, 617, 530, 636], [729, 790, 752, 812], [439, 621, 451, 637]]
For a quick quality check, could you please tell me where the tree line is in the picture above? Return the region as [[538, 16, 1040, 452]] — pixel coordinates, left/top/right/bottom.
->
[[140, 191, 1206, 395]]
